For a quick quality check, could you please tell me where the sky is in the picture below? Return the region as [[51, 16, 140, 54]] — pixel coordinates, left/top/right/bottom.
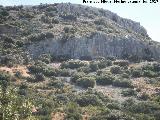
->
[[0, 0, 160, 42]]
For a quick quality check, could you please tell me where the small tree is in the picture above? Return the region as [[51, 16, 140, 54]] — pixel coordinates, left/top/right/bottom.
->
[[0, 72, 33, 120]]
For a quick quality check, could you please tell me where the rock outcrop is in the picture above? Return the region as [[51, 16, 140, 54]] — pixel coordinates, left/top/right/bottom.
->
[[27, 32, 160, 60]]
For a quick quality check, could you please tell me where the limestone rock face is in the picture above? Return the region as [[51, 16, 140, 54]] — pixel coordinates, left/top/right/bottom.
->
[[25, 3, 160, 60], [27, 32, 160, 60]]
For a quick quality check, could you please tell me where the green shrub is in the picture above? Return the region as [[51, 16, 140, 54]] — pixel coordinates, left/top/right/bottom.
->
[[52, 18, 59, 24], [61, 60, 89, 69], [38, 54, 52, 64], [138, 93, 150, 101], [28, 32, 54, 42], [130, 101, 160, 114], [121, 73, 130, 78], [98, 60, 112, 69], [71, 72, 86, 83], [57, 69, 71, 77], [143, 70, 157, 78], [114, 60, 129, 67], [77, 66, 91, 74], [153, 62, 160, 72], [34, 73, 45, 82], [94, 18, 106, 25], [76, 94, 103, 107], [96, 75, 114, 85], [131, 69, 142, 78], [107, 102, 120, 110], [76, 77, 96, 88], [48, 80, 64, 89], [121, 89, 137, 97], [65, 102, 82, 120], [79, 56, 92, 61], [60, 14, 77, 21], [90, 61, 99, 72], [113, 79, 133, 88], [110, 66, 121, 74], [63, 26, 70, 33]]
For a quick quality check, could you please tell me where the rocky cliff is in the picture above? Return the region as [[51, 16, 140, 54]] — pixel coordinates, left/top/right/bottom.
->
[[0, 3, 160, 61]]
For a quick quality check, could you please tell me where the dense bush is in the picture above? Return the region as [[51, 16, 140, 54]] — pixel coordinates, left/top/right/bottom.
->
[[130, 101, 160, 114], [77, 66, 91, 74], [131, 69, 142, 78], [76, 94, 103, 107], [138, 92, 150, 101], [38, 54, 52, 64], [52, 18, 59, 24], [98, 60, 112, 68], [143, 70, 157, 78], [121, 89, 137, 97], [94, 18, 106, 25], [61, 60, 89, 69], [113, 79, 133, 88], [28, 32, 54, 42], [71, 72, 86, 83], [96, 74, 114, 85], [60, 14, 77, 21], [89, 61, 99, 72], [110, 66, 121, 74], [65, 102, 82, 120], [76, 77, 96, 88], [114, 60, 129, 67], [79, 56, 92, 61], [153, 62, 160, 72], [48, 80, 64, 89]]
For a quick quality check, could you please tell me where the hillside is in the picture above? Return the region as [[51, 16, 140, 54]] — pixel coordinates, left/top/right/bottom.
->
[[0, 3, 160, 120]]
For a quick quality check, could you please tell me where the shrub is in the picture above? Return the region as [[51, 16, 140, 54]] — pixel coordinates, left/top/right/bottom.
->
[[113, 79, 133, 88], [45, 32, 54, 38], [131, 69, 142, 78], [60, 14, 77, 21], [41, 15, 51, 23], [110, 66, 121, 74], [100, 60, 112, 68], [71, 72, 86, 83], [143, 70, 157, 78], [63, 26, 70, 33], [107, 102, 120, 110], [48, 80, 64, 89], [43, 68, 57, 77], [96, 75, 114, 85], [38, 54, 52, 64], [76, 77, 96, 88], [121, 73, 130, 78], [34, 73, 45, 82], [79, 56, 92, 61], [121, 89, 137, 97], [77, 66, 91, 74], [76, 94, 103, 107], [52, 18, 59, 24], [16, 40, 24, 47], [94, 18, 106, 25], [90, 61, 99, 72], [113, 60, 129, 67], [130, 101, 160, 114], [54, 55, 71, 61], [28, 32, 54, 42], [65, 102, 82, 120], [61, 60, 89, 69], [57, 69, 71, 77], [153, 62, 160, 72], [138, 92, 150, 101]]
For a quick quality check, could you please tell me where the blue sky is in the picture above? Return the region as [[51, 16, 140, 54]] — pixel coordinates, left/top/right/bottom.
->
[[1, 0, 160, 42]]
